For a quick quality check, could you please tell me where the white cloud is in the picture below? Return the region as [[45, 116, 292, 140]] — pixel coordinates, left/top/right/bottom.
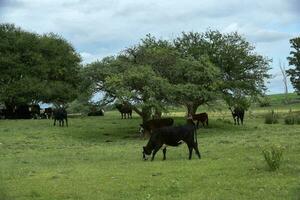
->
[[0, 0, 299, 93]]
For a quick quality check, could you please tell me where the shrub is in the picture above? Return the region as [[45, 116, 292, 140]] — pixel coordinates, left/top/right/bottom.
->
[[284, 115, 294, 125], [295, 115, 300, 124], [259, 97, 271, 107], [262, 145, 284, 171], [264, 110, 278, 124], [284, 109, 300, 125]]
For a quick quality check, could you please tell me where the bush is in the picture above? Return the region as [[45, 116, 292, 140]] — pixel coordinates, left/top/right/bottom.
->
[[295, 115, 300, 124], [264, 110, 279, 124], [262, 145, 284, 171], [284, 115, 294, 125], [284, 109, 300, 125], [259, 97, 271, 107]]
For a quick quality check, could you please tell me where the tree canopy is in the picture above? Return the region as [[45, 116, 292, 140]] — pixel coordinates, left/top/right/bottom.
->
[[84, 31, 270, 122], [287, 37, 300, 94], [0, 23, 82, 107]]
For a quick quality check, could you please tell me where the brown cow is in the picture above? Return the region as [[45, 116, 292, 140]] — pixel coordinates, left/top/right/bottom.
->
[[191, 112, 208, 128]]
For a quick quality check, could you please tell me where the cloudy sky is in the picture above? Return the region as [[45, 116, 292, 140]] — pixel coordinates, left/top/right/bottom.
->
[[1, 0, 299, 94]]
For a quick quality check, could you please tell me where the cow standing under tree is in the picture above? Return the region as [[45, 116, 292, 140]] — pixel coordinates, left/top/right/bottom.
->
[[139, 118, 174, 137], [115, 104, 132, 119], [142, 119, 201, 161], [191, 112, 208, 128], [229, 107, 245, 125], [53, 107, 68, 127]]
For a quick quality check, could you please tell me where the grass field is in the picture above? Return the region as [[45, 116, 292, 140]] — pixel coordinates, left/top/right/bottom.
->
[[1, 95, 300, 200]]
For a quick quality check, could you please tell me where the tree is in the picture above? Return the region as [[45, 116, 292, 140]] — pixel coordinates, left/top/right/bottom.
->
[[0, 23, 81, 109], [175, 31, 271, 110], [287, 37, 300, 94], [279, 60, 289, 103], [83, 55, 171, 123]]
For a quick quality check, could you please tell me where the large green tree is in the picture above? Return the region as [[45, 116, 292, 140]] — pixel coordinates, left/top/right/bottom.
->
[[174, 31, 271, 110], [0, 23, 81, 108], [287, 37, 300, 94], [84, 31, 270, 123]]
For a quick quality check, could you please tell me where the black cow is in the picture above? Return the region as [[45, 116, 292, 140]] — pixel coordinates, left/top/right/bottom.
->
[[41, 107, 53, 119], [142, 120, 201, 161], [88, 108, 104, 116], [229, 107, 245, 125], [53, 107, 68, 127], [191, 112, 208, 128], [29, 104, 41, 119], [115, 104, 132, 119], [140, 118, 174, 137]]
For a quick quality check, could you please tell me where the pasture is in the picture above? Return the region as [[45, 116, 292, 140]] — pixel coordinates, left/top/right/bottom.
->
[[0, 101, 300, 199]]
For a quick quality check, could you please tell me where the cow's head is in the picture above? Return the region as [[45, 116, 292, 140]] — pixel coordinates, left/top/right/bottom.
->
[[142, 146, 152, 160]]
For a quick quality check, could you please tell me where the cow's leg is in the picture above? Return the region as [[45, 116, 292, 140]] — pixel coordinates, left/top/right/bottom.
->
[[196, 120, 200, 129], [151, 145, 162, 161], [240, 116, 244, 125], [162, 147, 167, 160], [62, 120, 64, 127], [237, 117, 240, 125], [234, 117, 237, 125], [193, 142, 201, 159], [53, 119, 56, 126], [65, 118, 68, 127], [187, 143, 193, 160]]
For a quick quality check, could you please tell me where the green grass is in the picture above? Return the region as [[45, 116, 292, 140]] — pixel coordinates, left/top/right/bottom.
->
[[0, 98, 300, 199]]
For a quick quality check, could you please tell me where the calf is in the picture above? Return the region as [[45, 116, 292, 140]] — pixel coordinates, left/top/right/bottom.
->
[[140, 118, 174, 137], [115, 104, 132, 119], [229, 107, 245, 125], [142, 123, 201, 161], [192, 112, 208, 128], [53, 107, 68, 127]]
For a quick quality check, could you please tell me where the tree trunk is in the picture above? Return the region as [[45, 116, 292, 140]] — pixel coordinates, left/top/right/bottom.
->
[[132, 105, 152, 124], [186, 102, 199, 117], [153, 109, 162, 119]]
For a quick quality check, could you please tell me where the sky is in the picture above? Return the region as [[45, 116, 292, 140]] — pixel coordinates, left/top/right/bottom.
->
[[0, 0, 299, 94]]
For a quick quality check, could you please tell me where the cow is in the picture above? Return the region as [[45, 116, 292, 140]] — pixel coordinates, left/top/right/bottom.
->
[[53, 107, 68, 127], [139, 118, 174, 137], [115, 104, 132, 119], [29, 104, 41, 119], [229, 107, 245, 125], [142, 119, 201, 161], [42, 107, 53, 119], [191, 112, 208, 128], [88, 109, 104, 116]]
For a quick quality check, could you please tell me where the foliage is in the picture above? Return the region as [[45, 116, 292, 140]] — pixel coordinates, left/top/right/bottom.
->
[[0, 23, 82, 106], [174, 31, 271, 110], [286, 37, 300, 94], [258, 96, 271, 107], [265, 110, 279, 124], [85, 31, 270, 119], [262, 145, 284, 171]]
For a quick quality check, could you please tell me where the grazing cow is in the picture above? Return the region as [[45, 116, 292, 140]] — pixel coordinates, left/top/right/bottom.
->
[[191, 112, 208, 128], [53, 107, 68, 127], [142, 121, 201, 161], [115, 104, 132, 119], [139, 118, 174, 137], [229, 107, 245, 125]]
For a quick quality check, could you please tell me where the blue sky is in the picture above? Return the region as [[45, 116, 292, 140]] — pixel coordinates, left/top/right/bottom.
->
[[1, 0, 299, 94]]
